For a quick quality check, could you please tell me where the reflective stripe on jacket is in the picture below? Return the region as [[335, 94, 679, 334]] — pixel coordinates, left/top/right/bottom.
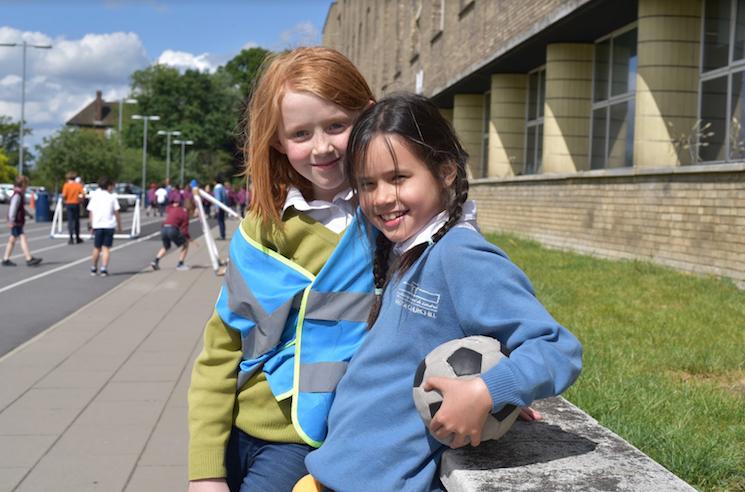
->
[[215, 211, 375, 446]]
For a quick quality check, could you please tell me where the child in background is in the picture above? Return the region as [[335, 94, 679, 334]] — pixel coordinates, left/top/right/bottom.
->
[[86, 176, 121, 277], [188, 47, 376, 492], [61, 170, 84, 244], [304, 93, 583, 491], [147, 183, 157, 217], [2, 175, 42, 267], [212, 177, 227, 240], [151, 196, 191, 271], [202, 183, 212, 218]]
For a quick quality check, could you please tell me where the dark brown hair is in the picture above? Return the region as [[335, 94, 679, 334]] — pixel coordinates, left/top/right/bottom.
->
[[345, 92, 470, 326]]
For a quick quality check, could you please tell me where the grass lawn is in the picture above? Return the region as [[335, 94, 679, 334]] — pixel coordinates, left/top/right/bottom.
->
[[486, 232, 745, 492]]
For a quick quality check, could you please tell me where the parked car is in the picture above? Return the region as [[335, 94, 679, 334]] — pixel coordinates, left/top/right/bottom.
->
[[0, 183, 12, 203], [114, 183, 142, 210]]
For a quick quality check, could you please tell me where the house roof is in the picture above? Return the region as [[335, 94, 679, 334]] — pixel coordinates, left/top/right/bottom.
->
[[66, 90, 119, 129]]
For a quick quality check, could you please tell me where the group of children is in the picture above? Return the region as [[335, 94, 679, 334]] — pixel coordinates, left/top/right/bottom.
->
[[1, 44, 581, 491], [187, 47, 583, 492]]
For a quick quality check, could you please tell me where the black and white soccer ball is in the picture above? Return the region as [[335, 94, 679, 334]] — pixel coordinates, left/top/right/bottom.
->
[[412, 336, 520, 445]]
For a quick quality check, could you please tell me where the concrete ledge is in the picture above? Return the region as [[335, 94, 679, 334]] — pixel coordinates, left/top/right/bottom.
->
[[441, 397, 695, 491]]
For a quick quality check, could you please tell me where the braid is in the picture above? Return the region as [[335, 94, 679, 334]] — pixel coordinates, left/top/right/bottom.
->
[[430, 167, 469, 245], [367, 233, 392, 327]]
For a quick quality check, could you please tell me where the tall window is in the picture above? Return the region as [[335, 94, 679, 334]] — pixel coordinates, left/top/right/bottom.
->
[[525, 67, 545, 174], [590, 25, 637, 169], [699, 0, 745, 162]]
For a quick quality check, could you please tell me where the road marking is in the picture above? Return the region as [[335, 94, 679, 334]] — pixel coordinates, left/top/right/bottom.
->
[[10, 241, 69, 259], [1, 216, 164, 242], [0, 229, 161, 295], [0, 217, 202, 294]]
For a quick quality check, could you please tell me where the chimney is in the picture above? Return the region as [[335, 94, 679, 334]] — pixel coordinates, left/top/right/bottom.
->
[[94, 90, 103, 125]]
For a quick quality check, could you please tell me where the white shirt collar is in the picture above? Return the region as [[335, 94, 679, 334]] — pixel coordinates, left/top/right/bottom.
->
[[282, 186, 354, 215], [392, 200, 478, 255]]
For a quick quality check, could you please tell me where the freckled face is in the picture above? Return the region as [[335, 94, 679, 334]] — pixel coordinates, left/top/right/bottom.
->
[[357, 135, 452, 244], [275, 90, 357, 202]]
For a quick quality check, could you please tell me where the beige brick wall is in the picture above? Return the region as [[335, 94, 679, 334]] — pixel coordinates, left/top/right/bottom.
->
[[323, 0, 590, 98], [470, 170, 745, 284]]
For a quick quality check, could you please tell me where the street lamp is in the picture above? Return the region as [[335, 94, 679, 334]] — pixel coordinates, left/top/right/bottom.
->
[[173, 139, 194, 187], [157, 130, 181, 184], [131, 114, 160, 203], [0, 40, 53, 175], [118, 97, 138, 133]]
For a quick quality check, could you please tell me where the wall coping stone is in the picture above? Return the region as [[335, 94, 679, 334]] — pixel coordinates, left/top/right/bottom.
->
[[471, 162, 745, 186], [441, 397, 695, 492]]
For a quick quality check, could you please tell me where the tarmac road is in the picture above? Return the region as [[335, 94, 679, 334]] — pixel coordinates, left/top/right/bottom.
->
[[0, 204, 214, 357]]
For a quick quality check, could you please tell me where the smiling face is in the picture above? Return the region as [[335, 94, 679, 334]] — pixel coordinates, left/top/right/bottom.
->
[[274, 89, 357, 202], [358, 134, 454, 244]]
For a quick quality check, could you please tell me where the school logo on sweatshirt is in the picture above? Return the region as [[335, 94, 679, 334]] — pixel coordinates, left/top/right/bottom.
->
[[395, 281, 440, 319]]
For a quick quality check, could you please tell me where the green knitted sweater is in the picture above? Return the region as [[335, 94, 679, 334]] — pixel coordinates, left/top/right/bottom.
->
[[188, 209, 342, 480]]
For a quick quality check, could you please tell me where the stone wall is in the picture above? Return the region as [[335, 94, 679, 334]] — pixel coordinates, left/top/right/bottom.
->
[[324, 0, 590, 98], [470, 166, 745, 284]]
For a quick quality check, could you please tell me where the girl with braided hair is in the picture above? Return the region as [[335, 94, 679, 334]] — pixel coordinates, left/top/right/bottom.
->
[[303, 93, 582, 491]]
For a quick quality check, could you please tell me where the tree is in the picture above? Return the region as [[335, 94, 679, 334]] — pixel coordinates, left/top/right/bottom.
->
[[0, 115, 33, 172], [35, 128, 121, 191], [220, 47, 271, 103], [0, 147, 16, 182], [125, 65, 243, 171], [118, 145, 167, 188]]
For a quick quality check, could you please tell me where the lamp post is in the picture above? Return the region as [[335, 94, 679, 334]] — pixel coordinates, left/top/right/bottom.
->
[[0, 40, 53, 175], [157, 130, 181, 185], [117, 97, 138, 133], [131, 115, 160, 203], [173, 139, 194, 187]]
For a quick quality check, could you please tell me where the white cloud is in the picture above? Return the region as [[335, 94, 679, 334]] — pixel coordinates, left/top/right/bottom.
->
[[44, 32, 149, 83], [242, 41, 259, 50], [0, 25, 238, 155], [156, 49, 217, 73], [0, 27, 152, 153], [279, 21, 320, 48]]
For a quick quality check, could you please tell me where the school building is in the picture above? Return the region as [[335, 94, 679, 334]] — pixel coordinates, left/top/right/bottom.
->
[[323, 0, 745, 286]]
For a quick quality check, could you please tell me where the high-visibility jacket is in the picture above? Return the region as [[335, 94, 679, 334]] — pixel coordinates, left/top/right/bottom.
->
[[215, 211, 375, 446]]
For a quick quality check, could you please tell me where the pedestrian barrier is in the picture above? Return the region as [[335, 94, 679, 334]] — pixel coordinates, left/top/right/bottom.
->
[[49, 194, 142, 239], [192, 186, 239, 275]]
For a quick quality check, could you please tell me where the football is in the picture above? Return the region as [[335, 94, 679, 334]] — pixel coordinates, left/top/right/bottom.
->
[[412, 336, 520, 445]]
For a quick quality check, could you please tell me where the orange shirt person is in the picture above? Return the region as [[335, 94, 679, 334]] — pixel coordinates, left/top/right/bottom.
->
[[61, 171, 85, 244]]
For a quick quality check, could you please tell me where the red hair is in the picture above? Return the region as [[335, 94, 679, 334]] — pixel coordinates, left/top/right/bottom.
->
[[244, 47, 375, 225]]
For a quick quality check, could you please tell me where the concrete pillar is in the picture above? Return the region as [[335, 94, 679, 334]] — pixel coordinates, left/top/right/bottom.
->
[[635, 0, 701, 167], [453, 94, 485, 178], [488, 74, 527, 177], [543, 43, 594, 173]]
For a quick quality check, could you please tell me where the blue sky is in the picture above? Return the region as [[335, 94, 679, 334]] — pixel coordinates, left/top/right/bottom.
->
[[0, 0, 334, 150]]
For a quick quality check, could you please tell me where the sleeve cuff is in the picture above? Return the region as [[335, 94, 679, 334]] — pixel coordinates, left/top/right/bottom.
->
[[480, 360, 523, 413], [188, 447, 227, 481]]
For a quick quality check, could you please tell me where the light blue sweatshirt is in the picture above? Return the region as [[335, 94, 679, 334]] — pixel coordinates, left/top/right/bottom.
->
[[305, 226, 583, 491]]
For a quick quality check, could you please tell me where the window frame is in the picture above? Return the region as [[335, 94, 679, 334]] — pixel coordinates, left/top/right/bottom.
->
[[481, 90, 491, 178], [524, 65, 546, 174], [589, 22, 638, 170], [698, 0, 745, 163]]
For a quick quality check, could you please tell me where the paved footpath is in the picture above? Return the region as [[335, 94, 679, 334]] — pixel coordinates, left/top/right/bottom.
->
[[0, 224, 234, 491]]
